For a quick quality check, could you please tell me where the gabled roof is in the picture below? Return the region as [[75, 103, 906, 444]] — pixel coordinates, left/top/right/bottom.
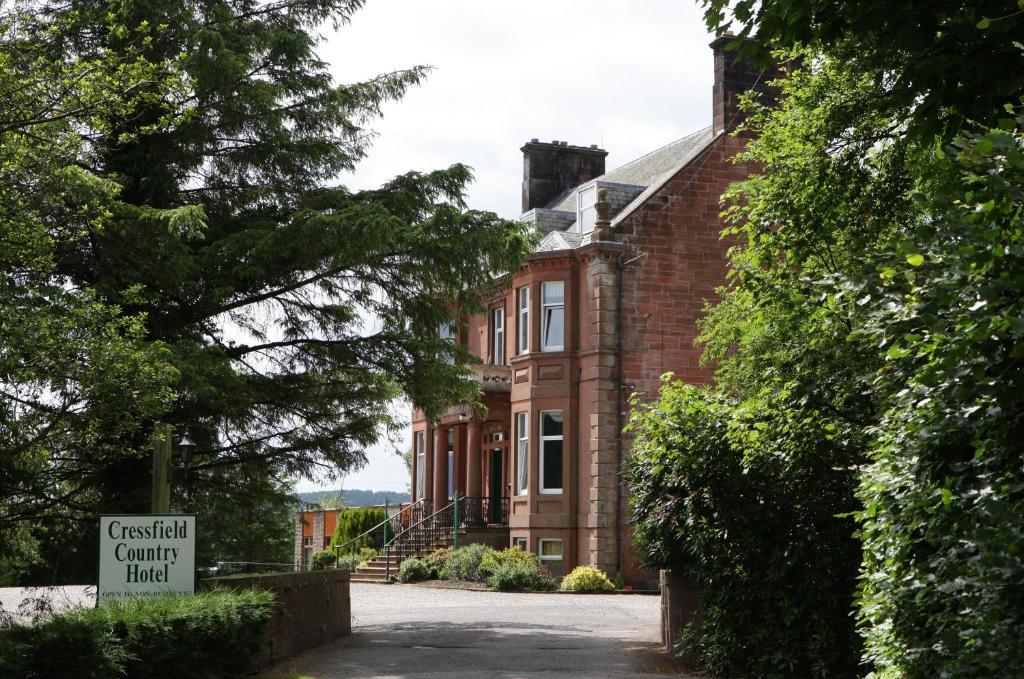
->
[[534, 126, 716, 252], [536, 229, 583, 253]]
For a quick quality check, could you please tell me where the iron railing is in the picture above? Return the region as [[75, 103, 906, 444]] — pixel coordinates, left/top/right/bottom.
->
[[332, 499, 431, 568], [456, 496, 509, 527], [385, 499, 456, 580], [383, 495, 510, 579]]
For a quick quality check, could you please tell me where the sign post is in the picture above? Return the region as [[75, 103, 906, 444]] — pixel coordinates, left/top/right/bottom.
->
[[98, 514, 196, 606]]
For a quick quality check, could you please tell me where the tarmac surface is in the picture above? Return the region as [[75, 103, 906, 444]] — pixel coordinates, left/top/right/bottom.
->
[[264, 581, 689, 679]]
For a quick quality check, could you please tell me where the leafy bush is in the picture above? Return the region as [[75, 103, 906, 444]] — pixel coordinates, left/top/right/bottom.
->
[[486, 562, 558, 592], [626, 379, 863, 677], [424, 547, 451, 579], [853, 120, 1024, 677], [559, 566, 615, 593], [0, 588, 274, 679], [329, 506, 387, 551], [396, 557, 430, 583], [310, 549, 337, 570], [479, 547, 538, 577], [439, 544, 494, 582]]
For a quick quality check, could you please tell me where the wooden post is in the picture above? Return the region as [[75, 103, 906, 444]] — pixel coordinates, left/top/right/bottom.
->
[[151, 423, 173, 514]]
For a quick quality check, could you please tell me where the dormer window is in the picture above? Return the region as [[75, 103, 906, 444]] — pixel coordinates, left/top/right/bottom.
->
[[577, 184, 597, 234]]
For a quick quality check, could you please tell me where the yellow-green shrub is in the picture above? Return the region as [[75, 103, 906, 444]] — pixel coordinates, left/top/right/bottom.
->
[[559, 566, 615, 592]]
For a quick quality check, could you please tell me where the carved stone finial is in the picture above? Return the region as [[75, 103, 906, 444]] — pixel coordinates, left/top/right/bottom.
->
[[592, 187, 613, 241]]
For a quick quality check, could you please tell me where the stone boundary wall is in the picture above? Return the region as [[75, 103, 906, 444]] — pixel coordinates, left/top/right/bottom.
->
[[200, 569, 351, 670], [660, 569, 700, 655]]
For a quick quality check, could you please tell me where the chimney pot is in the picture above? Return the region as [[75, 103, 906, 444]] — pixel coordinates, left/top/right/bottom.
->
[[521, 139, 608, 213], [711, 35, 782, 136]]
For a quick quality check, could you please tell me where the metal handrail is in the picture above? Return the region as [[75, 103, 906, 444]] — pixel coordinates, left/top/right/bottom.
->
[[331, 499, 431, 568], [385, 497, 459, 580], [381, 496, 512, 580]]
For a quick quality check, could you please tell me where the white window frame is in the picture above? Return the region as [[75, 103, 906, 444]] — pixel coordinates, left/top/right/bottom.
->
[[492, 306, 505, 365], [539, 410, 564, 495], [517, 286, 530, 354], [541, 281, 565, 352], [447, 428, 455, 500], [515, 411, 528, 495], [538, 538, 563, 565], [415, 431, 425, 500], [513, 537, 528, 551]]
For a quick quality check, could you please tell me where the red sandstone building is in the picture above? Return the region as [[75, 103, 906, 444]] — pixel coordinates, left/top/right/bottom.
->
[[406, 38, 775, 586]]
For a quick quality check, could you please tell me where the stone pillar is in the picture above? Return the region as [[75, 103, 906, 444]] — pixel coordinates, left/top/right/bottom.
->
[[466, 420, 482, 498], [584, 251, 621, 574], [293, 512, 305, 567], [433, 425, 450, 504], [423, 425, 435, 506], [312, 510, 325, 553], [454, 425, 466, 496]]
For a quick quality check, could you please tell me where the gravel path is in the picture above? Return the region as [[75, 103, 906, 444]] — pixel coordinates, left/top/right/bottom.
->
[[265, 582, 689, 679]]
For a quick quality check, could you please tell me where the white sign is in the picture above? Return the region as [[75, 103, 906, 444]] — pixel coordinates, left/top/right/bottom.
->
[[98, 515, 196, 606]]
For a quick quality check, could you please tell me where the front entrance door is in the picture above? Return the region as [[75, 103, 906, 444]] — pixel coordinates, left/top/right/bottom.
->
[[489, 446, 503, 523], [483, 426, 508, 525]]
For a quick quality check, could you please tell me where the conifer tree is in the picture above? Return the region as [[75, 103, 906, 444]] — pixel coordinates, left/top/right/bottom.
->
[[2, 0, 532, 581]]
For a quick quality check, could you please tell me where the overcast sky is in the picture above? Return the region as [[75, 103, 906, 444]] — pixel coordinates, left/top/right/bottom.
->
[[296, 0, 716, 493]]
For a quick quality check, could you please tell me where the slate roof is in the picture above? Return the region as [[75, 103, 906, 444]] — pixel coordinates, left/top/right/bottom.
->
[[534, 126, 716, 252]]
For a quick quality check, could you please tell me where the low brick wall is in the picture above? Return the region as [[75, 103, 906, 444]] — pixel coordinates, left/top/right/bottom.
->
[[660, 569, 700, 655], [200, 569, 351, 670]]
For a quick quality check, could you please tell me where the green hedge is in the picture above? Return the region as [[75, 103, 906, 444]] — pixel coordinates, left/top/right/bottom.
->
[[329, 506, 387, 551], [626, 379, 862, 677], [0, 588, 274, 679]]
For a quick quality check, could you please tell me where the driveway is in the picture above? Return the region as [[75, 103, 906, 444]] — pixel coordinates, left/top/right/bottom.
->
[[264, 582, 685, 679]]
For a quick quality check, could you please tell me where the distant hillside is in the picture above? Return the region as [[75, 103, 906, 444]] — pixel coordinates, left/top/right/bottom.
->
[[296, 488, 410, 508]]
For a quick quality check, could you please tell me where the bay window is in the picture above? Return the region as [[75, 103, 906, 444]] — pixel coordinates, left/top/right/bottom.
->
[[415, 431, 425, 500], [539, 410, 563, 494], [541, 281, 564, 352]]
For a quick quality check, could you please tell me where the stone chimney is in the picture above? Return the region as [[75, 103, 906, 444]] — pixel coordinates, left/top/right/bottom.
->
[[711, 36, 781, 136], [521, 140, 607, 213]]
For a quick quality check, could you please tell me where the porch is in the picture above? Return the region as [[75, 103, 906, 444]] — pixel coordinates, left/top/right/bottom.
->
[[411, 365, 515, 524]]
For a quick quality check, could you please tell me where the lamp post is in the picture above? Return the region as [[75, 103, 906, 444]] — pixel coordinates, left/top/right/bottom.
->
[[151, 424, 173, 514], [150, 426, 197, 514], [177, 432, 196, 469]]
